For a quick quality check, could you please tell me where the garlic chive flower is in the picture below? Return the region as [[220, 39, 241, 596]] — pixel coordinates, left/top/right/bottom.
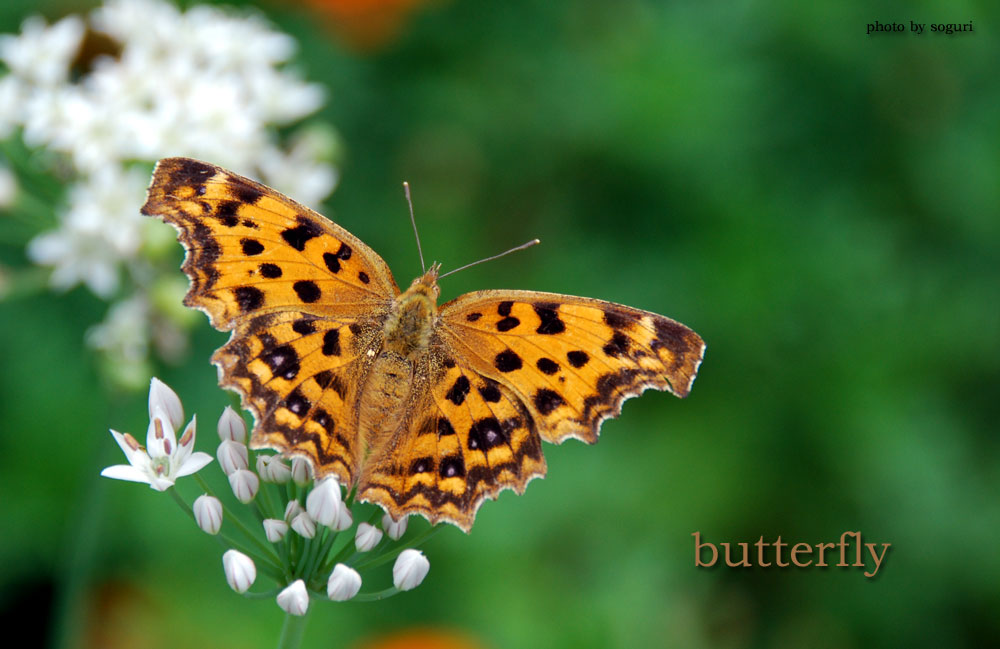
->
[[327, 564, 362, 601], [393, 549, 430, 591], [228, 469, 259, 504], [263, 518, 289, 543], [193, 494, 223, 535], [355, 523, 382, 552], [222, 549, 256, 594], [306, 477, 342, 527], [291, 511, 317, 539], [257, 454, 292, 483], [382, 513, 408, 540], [101, 379, 211, 490], [277, 580, 310, 616], [217, 439, 249, 475], [291, 457, 312, 486], [217, 406, 247, 443]]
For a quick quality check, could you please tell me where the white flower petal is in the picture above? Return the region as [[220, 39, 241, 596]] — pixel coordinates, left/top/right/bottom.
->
[[148, 377, 184, 430], [355, 523, 382, 552], [100, 464, 151, 484], [222, 549, 256, 593], [276, 580, 309, 616], [176, 451, 213, 478], [306, 477, 341, 527], [392, 549, 430, 591], [327, 564, 361, 601], [193, 494, 223, 535]]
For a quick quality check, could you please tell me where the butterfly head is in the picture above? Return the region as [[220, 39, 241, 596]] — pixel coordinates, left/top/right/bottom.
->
[[405, 262, 442, 302]]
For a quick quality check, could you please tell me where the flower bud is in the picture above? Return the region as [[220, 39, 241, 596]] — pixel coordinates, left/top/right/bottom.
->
[[229, 469, 259, 503], [193, 494, 223, 535], [277, 579, 309, 616], [306, 477, 341, 527], [217, 406, 247, 443], [291, 457, 312, 486], [284, 500, 304, 523], [332, 503, 353, 531], [393, 549, 429, 591], [291, 511, 316, 539], [263, 518, 289, 543], [355, 522, 382, 552], [327, 564, 362, 601], [257, 454, 292, 483], [148, 377, 184, 431], [217, 440, 248, 475], [382, 513, 408, 540], [222, 549, 256, 593]]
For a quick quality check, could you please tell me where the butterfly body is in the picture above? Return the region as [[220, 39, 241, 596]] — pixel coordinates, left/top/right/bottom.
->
[[143, 157, 705, 532]]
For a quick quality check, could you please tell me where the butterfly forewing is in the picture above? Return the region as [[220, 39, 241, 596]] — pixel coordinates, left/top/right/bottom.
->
[[439, 290, 705, 444], [141, 157, 399, 331]]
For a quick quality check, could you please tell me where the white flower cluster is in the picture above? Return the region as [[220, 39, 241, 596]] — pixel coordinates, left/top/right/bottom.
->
[[102, 378, 433, 617], [0, 0, 338, 387]]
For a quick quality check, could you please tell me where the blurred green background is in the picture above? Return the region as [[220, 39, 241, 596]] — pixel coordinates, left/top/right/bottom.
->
[[1, 0, 999, 648]]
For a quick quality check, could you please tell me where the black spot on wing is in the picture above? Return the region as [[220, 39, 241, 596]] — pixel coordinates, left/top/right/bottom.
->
[[466, 312, 482, 322], [533, 388, 565, 415], [241, 238, 264, 256], [468, 417, 506, 451], [494, 349, 523, 372], [445, 375, 471, 405], [534, 303, 566, 334], [233, 183, 263, 205], [603, 331, 629, 357], [216, 201, 240, 227], [439, 455, 465, 478], [259, 263, 282, 278], [336, 243, 352, 260], [438, 418, 456, 436], [604, 308, 633, 330], [410, 457, 434, 474], [261, 344, 300, 380], [358, 271, 370, 284], [281, 217, 321, 251], [293, 280, 321, 303], [496, 316, 520, 332], [323, 252, 341, 273], [536, 358, 559, 375], [567, 350, 589, 368], [233, 286, 264, 312], [479, 380, 502, 403], [286, 388, 311, 416], [322, 329, 341, 356], [498, 301, 513, 317], [292, 318, 316, 335]]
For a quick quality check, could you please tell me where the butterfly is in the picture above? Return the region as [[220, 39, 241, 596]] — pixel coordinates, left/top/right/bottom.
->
[[142, 158, 705, 532]]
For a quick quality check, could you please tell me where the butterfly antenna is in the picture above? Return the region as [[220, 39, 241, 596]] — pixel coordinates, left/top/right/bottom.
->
[[439, 239, 541, 279], [403, 181, 426, 273]]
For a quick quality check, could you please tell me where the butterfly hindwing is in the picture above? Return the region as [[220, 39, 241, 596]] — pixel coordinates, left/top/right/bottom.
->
[[439, 291, 705, 444], [358, 358, 546, 531]]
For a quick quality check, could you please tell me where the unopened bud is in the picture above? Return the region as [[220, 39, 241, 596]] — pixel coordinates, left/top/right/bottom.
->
[[193, 494, 223, 535]]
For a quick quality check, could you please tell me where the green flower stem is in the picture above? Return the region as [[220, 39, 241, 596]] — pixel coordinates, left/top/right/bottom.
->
[[256, 478, 278, 520], [353, 525, 442, 571], [276, 609, 310, 649], [193, 474, 281, 566], [168, 487, 284, 580], [353, 587, 400, 602]]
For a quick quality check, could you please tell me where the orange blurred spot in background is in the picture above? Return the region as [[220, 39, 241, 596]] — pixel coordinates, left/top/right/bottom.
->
[[356, 627, 487, 649], [296, 0, 442, 51]]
